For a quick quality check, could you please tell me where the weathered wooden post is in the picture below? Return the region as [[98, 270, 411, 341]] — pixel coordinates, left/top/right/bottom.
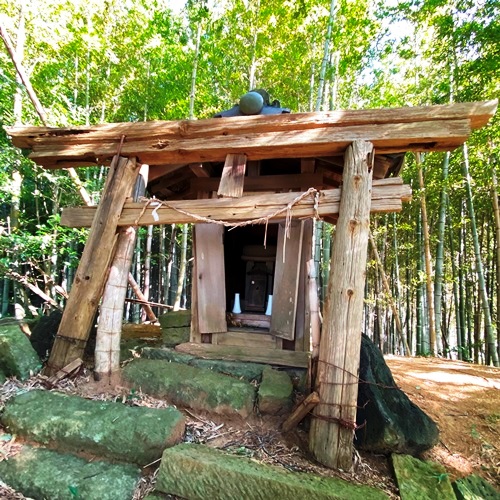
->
[[46, 156, 140, 376], [309, 140, 374, 470], [94, 164, 149, 383]]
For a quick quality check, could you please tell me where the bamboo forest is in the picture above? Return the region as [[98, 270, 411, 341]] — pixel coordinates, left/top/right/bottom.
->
[[1, 0, 499, 367]]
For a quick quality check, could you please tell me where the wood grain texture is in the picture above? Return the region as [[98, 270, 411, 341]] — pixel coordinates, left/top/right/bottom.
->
[[217, 154, 247, 197], [45, 156, 140, 375], [61, 179, 412, 228], [21, 119, 471, 168], [6, 100, 495, 149], [94, 164, 149, 379], [309, 140, 374, 470], [175, 342, 310, 368], [270, 222, 304, 340], [194, 224, 227, 334]]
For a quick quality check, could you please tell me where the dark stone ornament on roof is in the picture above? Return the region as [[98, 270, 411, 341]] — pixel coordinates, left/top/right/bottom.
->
[[214, 89, 290, 117]]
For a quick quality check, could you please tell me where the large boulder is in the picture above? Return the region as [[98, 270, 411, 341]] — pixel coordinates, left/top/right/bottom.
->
[[1, 390, 185, 465], [0, 323, 42, 380], [0, 446, 140, 500], [355, 335, 439, 454], [156, 444, 388, 500], [258, 366, 293, 415], [29, 309, 62, 359]]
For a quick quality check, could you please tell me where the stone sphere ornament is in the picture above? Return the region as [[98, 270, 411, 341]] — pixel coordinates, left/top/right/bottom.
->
[[239, 91, 265, 115]]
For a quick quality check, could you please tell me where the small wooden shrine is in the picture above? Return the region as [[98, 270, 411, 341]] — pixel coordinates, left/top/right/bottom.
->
[[6, 97, 497, 470]]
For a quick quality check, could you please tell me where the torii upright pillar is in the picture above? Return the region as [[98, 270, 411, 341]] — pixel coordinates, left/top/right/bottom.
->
[[309, 140, 374, 470], [45, 156, 140, 376]]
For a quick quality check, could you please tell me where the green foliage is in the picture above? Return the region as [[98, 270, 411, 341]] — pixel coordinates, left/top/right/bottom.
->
[[0, 0, 498, 362]]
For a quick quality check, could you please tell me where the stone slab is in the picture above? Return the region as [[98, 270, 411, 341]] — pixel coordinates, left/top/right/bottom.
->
[[452, 474, 499, 499], [122, 359, 256, 417], [392, 454, 455, 500], [258, 366, 293, 415], [1, 390, 185, 465], [158, 310, 191, 328], [0, 445, 140, 500], [0, 324, 42, 381], [156, 444, 388, 500]]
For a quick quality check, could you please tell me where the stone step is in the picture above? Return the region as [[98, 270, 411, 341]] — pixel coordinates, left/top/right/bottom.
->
[[122, 358, 256, 418], [156, 444, 388, 500], [0, 445, 140, 500], [0, 323, 42, 381], [141, 346, 266, 381], [391, 454, 455, 500], [452, 474, 500, 499], [1, 389, 185, 465]]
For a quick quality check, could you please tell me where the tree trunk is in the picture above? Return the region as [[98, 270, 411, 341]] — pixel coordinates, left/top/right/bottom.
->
[[416, 209, 424, 355], [492, 167, 500, 362], [141, 224, 153, 321], [310, 140, 373, 471], [416, 153, 437, 356], [434, 151, 450, 352], [173, 224, 189, 311], [369, 231, 410, 355], [315, 0, 336, 111], [462, 144, 499, 366]]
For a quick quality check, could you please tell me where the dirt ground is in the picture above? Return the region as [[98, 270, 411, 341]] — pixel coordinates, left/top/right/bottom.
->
[[0, 355, 499, 498], [386, 356, 500, 487]]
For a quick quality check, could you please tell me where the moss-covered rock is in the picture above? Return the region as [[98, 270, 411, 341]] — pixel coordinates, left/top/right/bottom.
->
[[452, 474, 500, 500], [158, 310, 191, 328], [189, 358, 265, 382], [156, 444, 388, 500], [0, 446, 140, 500], [0, 324, 42, 380], [122, 358, 256, 417], [258, 366, 293, 415], [141, 348, 265, 382], [1, 390, 185, 465], [391, 454, 455, 500], [141, 346, 195, 364], [162, 326, 190, 346]]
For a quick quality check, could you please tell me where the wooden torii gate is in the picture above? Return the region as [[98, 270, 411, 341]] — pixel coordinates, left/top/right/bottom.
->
[[6, 99, 497, 470]]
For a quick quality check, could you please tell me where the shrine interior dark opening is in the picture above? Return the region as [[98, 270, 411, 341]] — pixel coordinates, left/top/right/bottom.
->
[[224, 224, 278, 315]]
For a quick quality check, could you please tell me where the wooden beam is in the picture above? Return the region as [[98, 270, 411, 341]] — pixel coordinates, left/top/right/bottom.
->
[[175, 342, 310, 368], [7, 100, 496, 150], [22, 119, 472, 168], [192, 173, 324, 193], [189, 163, 211, 177], [95, 164, 150, 382], [45, 156, 140, 376], [309, 140, 373, 471], [282, 392, 320, 432], [60, 178, 412, 228], [217, 153, 247, 198], [121, 323, 161, 340]]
